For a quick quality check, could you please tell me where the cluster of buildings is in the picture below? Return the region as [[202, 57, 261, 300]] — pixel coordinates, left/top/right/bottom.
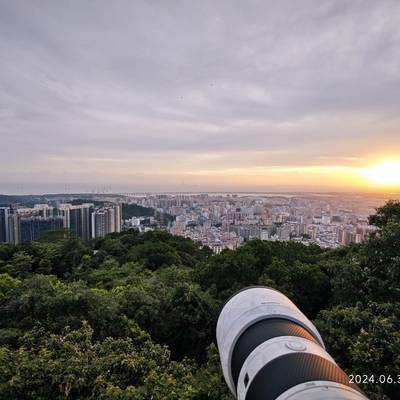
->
[[0, 202, 121, 244], [0, 192, 394, 252], [124, 216, 157, 231], [126, 193, 386, 252]]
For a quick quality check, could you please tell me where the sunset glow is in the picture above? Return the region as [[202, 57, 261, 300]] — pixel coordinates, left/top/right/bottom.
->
[[364, 162, 400, 187]]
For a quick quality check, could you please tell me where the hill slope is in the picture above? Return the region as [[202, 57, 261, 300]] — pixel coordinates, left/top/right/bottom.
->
[[0, 202, 400, 399]]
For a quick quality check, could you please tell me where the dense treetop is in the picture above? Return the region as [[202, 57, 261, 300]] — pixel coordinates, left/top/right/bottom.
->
[[1, 201, 400, 399]]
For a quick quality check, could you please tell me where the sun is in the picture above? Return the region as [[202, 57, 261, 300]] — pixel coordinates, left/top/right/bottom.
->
[[365, 161, 400, 186]]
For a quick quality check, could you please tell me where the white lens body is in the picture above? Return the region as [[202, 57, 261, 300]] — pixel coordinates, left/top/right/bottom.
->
[[276, 382, 368, 400], [236, 336, 335, 400], [216, 287, 324, 395], [216, 287, 369, 400]]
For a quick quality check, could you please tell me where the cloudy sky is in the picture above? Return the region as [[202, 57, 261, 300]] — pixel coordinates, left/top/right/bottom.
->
[[1, 0, 400, 193]]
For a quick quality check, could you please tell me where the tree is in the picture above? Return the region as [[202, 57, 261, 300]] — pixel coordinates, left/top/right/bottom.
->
[[127, 241, 181, 270], [369, 200, 400, 228], [0, 322, 201, 400], [155, 283, 216, 361], [4, 251, 33, 278], [316, 303, 400, 400]]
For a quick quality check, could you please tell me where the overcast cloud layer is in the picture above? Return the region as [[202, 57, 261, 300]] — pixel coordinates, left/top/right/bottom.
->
[[1, 0, 400, 193]]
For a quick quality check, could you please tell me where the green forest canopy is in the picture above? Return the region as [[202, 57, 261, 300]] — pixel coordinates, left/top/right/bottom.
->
[[122, 203, 155, 219], [0, 201, 400, 399]]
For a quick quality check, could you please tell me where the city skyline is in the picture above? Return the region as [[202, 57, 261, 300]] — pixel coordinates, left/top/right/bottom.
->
[[1, 191, 391, 250], [1, 1, 400, 193]]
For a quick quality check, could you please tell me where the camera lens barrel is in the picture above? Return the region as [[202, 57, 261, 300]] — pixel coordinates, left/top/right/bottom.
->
[[216, 287, 368, 400]]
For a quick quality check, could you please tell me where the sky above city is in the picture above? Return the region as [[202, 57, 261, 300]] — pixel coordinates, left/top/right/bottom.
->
[[1, 0, 400, 194]]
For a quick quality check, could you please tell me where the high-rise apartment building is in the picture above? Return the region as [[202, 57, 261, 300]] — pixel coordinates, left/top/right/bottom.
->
[[8, 214, 20, 244], [3, 202, 122, 244], [115, 203, 122, 233], [91, 204, 122, 238], [73, 204, 92, 242], [59, 203, 93, 241], [58, 205, 71, 229], [91, 210, 107, 238], [19, 216, 64, 242], [0, 207, 10, 242], [33, 204, 54, 218]]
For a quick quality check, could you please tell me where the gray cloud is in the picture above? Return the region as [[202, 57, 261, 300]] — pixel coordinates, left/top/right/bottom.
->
[[0, 0, 400, 192]]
